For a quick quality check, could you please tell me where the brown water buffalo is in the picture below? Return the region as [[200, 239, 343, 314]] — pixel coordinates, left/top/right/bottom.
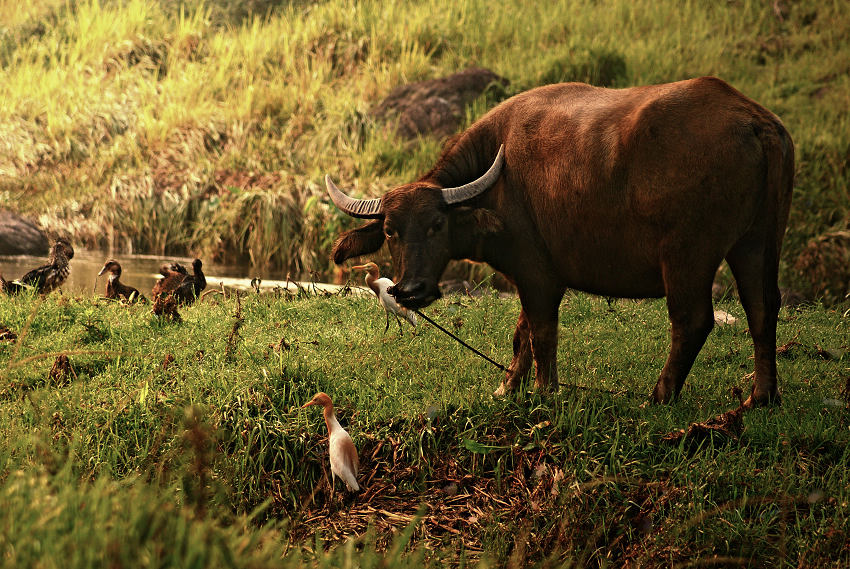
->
[[326, 77, 794, 407]]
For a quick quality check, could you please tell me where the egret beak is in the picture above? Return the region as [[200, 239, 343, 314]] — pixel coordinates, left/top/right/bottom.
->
[[352, 264, 368, 271], [300, 400, 318, 409], [97, 267, 107, 276]]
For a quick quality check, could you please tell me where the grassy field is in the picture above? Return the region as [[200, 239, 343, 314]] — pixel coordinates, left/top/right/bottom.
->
[[0, 287, 847, 567], [1, 1, 849, 565], [0, 0, 849, 300]]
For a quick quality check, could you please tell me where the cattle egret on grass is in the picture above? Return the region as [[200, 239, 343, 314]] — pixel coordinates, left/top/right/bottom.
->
[[301, 392, 360, 494], [352, 262, 417, 334]]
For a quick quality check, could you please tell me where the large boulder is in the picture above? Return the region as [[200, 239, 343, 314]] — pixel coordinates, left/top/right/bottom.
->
[[371, 68, 510, 140], [793, 229, 850, 305], [0, 210, 49, 256]]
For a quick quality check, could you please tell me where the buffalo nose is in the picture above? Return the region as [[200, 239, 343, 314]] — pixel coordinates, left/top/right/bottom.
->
[[390, 280, 426, 300]]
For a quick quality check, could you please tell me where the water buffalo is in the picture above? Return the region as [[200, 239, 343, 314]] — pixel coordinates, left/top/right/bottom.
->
[[326, 77, 794, 407]]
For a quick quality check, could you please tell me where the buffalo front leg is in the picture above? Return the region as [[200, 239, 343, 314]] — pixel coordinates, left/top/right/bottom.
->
[[493, 310, 533, 396], [495, 288, 563, 395]]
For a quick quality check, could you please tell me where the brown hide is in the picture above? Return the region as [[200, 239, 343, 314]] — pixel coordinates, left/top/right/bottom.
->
[[329, 77, 794, 407]]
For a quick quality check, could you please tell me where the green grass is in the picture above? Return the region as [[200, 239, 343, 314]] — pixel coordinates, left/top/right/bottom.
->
[[1, 0, 849, 299], [0, 289, 847, 567], [0, 2, 849, 564]]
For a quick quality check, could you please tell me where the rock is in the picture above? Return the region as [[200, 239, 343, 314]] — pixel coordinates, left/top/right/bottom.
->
[[780, 287, 807, 308], [793, 229, 850, 305], [371, 68, 510, 140], [0, 210, 49, 256], [713, 309, 738, 326]]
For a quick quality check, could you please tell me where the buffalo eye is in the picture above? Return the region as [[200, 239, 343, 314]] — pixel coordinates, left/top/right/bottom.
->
[[427, 217, 444, 237], [384, 226, 397, 239]]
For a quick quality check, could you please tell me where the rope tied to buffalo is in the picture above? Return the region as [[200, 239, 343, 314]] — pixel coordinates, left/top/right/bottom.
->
[[414, 309, 508, 372]]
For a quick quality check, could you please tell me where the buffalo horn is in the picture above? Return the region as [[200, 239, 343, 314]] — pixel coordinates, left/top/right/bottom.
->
[[325, 175, 384, 219], [441, 144, 505, 205]]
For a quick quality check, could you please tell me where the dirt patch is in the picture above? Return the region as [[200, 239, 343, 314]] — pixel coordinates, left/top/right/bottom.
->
[[102, 34, 169, 77], [286, 440, 671, 564], [777, 339, 844, 360], [211, 169, 283, 196], [371, 68, 510, 140], [661, 388, 746, 450], [281, 430, 720, 568], [0, 324, 17, 342]]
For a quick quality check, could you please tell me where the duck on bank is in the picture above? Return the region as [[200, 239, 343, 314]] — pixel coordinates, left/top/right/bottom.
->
[[97, 260, 146, 303], [0, 238, 74, 295], [152, 258, 206, 305]]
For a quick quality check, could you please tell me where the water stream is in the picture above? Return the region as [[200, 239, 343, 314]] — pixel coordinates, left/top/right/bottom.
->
[[0, 249, 355, 297]]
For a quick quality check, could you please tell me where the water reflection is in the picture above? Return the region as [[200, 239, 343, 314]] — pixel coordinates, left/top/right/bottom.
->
[[0, 249, 347, 296]]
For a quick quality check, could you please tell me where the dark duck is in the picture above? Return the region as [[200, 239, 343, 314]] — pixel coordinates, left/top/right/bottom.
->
[[152, 259, 206, 304], [98, 260, 146, 303], [1, 238, 74, 295]]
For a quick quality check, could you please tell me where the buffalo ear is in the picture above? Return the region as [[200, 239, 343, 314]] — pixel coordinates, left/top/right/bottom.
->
[[452, 207, 504, 236], [331, 220, 385, 264]]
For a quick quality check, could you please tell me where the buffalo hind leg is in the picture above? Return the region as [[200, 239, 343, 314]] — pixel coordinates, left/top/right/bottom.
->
[[726, 239, 782, 407], [494, 310, 533, 396], [651, 263, 716, 403]]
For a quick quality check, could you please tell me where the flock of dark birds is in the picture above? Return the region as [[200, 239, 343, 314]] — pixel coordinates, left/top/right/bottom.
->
[[0, 238, 207, 306]]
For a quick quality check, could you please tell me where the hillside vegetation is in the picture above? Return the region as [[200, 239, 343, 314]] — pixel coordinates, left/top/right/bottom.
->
[[0, 0, 849, 301], [0, 289, 848, 566]]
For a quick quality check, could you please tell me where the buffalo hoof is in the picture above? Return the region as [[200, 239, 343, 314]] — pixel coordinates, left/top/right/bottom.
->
[[742, 390, 782, 409], [493, 376, 522, 397], [649, 384, 676, 404]]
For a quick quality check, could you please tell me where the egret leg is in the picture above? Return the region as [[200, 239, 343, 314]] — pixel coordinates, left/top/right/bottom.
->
[[394, 314, 404, 335], [384, 312, 390, 334]]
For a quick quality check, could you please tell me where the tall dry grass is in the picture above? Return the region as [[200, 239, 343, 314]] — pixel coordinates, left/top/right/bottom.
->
[[0, 0, 847, 296]]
